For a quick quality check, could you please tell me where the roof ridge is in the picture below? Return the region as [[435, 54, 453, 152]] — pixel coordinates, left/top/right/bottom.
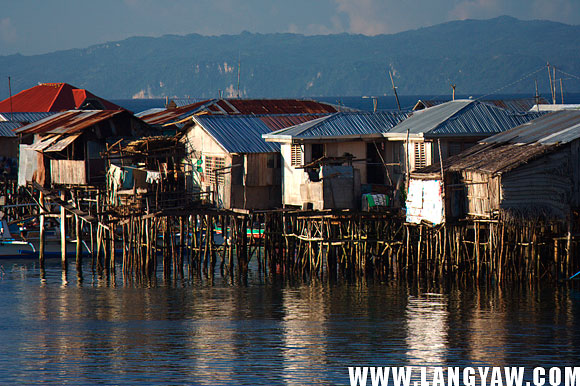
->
[[294, 114, 335, 136], [47, 83, 68, 111], [425, 99, 474, 133]]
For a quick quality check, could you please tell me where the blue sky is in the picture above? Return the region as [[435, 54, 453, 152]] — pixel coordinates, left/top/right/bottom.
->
[[1, 0, 580, 55]]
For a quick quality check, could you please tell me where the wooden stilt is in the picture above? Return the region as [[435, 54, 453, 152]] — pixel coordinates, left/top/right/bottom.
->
[[60, 191, 67, 270], [39, 191, 46, 269]]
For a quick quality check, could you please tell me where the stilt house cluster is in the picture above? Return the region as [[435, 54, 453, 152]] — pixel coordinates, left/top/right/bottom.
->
[[2, 81, 580, 283]]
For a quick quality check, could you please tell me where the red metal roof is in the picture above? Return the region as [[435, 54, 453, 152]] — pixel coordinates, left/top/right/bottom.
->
[[0, 83, 122, 112]]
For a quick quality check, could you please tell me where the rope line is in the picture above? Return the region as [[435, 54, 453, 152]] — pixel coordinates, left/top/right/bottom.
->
[[475, 65, 547, 101]]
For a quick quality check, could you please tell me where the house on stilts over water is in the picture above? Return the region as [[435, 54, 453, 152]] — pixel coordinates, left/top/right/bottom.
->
[[408, 109, 580, 224]]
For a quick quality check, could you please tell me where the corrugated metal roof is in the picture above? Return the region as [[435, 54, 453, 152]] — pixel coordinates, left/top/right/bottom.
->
[[168, 98, 206, 108], [264, 111, 409, 140], [431, 102, 544, 136], [413, 98, 548, 113], [135, 108, 166, 117], [258, 114, 328, 131], [483, 110, 580, 145], [389, 100, 471, 135], [413, 100, 449, 110], [44, 133, 83, 152], [0, 122, 20, 137], [141, 98, 342, 127], [388, 100, 544, 138], [416, 110, 580, 176], [207, 99, 340, 115], [14, 110, 125, 135], [192, 115, 286, 154], [483, 97, 548, 113], [29, 134, 60, 150], [530, 104, 580, 112], [0, 83, 122, 112], [0, 112, 56, 124], [140, 100, 212, 125]]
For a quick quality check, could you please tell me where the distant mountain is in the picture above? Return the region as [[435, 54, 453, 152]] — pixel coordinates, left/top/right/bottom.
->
[[1, 16, 579, 100]]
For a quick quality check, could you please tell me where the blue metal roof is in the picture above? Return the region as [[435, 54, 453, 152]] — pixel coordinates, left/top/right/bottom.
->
[[0, 122, 20, 137], [0, 112, 56, 124], [483, 110, 580, 145], [264, 111, 409, 140], [169, 98, 206, 107], [414, 98, 547, 113], [431, 101, 544, 136], [193, 115, 281, 154], [389, 100, 544, 138]]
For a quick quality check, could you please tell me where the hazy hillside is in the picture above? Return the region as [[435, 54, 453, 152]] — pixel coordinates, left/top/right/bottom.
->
[[1, 16, 579, 100]]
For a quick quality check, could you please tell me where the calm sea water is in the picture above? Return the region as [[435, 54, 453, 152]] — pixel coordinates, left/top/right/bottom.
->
[[10, 95, 577, 384], [113, 93, 580, 114], [0, 257, 579, 385]]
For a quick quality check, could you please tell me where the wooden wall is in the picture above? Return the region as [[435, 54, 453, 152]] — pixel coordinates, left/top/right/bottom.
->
[[50, 160, 87, 185], [461, 170, 500, 218]]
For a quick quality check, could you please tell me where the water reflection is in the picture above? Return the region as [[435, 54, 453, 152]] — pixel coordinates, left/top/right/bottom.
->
[[406, 292, 448, 366], [0, 260, 579, 385], [281, 285, 328, 386]]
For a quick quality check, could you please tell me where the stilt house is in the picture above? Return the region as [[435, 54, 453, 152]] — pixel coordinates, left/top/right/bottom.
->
[[384, 99, 544, 180], [181, 114, 326, 210], [15, 110, 154, 188], [262, 111, 409, 209], [409, 110, 580, 223]]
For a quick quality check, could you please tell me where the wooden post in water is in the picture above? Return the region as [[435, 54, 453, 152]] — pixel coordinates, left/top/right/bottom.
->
[[566, 218, 573, 278], [75, 205, 82, 271], [475, 222, 480, 280], [60, 191, 67, 270], [39, 191, 46, 268]]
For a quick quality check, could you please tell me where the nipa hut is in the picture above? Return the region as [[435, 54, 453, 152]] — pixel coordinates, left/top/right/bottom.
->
[[15, 110, 154, 188]]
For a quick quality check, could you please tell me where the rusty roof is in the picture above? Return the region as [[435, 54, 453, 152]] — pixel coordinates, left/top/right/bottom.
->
[[258, 114, 328, 131], [139, 100, 212, 125], [139, 98, 341, 126], [14, 110, 126, 135], [205, 99, 340, 115]]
